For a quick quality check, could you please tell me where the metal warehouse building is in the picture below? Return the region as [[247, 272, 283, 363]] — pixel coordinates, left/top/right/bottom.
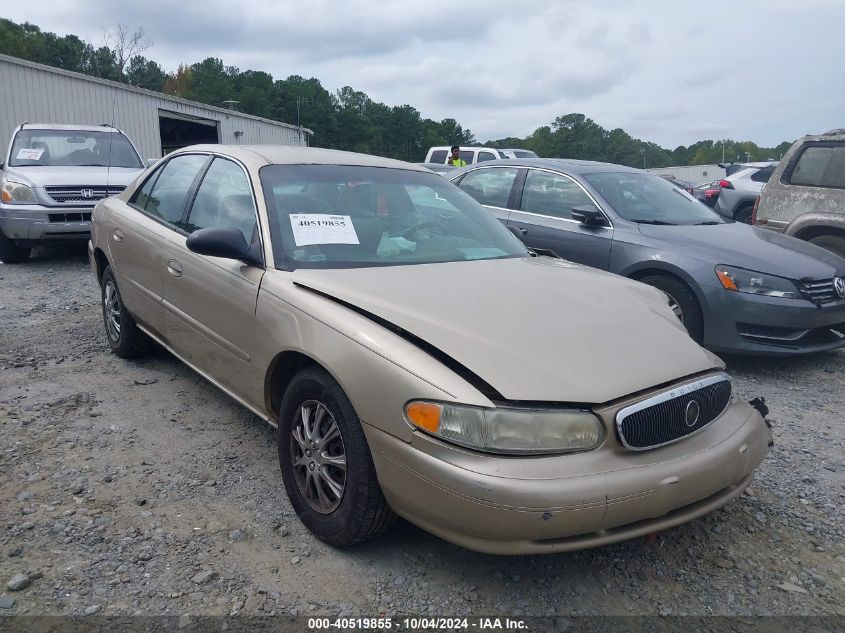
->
[[0, 54, 311, 160]]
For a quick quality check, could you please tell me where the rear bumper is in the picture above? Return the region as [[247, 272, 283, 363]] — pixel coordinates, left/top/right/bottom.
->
[[700, 285, 845, 355], [0, 203, 93, 241], [365, 400, 771, 555]]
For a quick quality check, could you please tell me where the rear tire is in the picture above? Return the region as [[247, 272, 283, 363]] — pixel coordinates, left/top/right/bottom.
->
[[734, 205, 753, 224], [808, 234, 845, 259], [278, 366, 395, 547], [0, 229, 31, 263], [638, 274, 705, 343], [100, 265, 152, 358]]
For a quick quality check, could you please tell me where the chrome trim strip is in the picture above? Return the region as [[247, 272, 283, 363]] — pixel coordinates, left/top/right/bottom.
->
[[135, 323, 274, 427], [615, 372, 732, 452]]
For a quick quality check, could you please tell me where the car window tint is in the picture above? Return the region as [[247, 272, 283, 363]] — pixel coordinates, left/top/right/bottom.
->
[[144, 154, 208, 224], [750, 166, 775, 182], [429, 150, 447, 164], [460, 151, 474, 164], [458, 168, 520, 208], [185, 158, 257, 242], [477, 152, 497, 162], [131, 169, 161, 210], [789, 145, 845, 189], [521, 170, 593, 219]]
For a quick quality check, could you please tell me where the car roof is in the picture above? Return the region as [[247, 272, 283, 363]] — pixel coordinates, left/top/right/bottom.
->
[[171, 145, 432, 172], [458, 157, 643, 175], [19, 123, 125, 133]]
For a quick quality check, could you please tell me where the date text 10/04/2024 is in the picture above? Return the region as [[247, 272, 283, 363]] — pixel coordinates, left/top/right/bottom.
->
[[307, 617, 528, 630]]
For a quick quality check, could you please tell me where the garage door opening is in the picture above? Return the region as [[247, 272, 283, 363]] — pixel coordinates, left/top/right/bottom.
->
[[158, 110, 219, 155]]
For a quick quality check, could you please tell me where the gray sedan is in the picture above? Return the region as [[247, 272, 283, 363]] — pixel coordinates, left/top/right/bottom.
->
[[450, 159, 845, 355]]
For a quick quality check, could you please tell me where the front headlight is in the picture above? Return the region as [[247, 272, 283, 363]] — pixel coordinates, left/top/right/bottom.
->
[[405, 401, 604, 455], [1, 179, 36, 204], [715, 264, 801, 299]]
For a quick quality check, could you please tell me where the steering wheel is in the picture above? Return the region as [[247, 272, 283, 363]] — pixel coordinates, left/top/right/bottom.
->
[[400, 221, 447, 239]]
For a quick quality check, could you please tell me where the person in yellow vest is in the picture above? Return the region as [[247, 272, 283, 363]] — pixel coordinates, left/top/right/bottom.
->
[[447, 145, 467, 167]]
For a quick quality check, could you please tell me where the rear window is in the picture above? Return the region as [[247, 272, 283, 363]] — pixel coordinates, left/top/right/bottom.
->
[[750, 166, 776, 183], [429, 150, 448, 164], [787, 144, 845, 189]]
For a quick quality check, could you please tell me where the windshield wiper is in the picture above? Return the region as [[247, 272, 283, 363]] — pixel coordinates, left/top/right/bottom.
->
[[630, 219, 677, 225], [693, 221, 722, 225]]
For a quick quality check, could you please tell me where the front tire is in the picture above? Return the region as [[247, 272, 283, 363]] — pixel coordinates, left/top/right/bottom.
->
[[808, 234, 845, 259], [0, 229, 31, 263], [100, 265, 152, 358], [639, 274, 705, 343], [278, 367, 395, 546]]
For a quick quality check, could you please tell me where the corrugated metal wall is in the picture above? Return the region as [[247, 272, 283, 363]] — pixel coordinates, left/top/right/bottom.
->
[[0, 54, 307, 159], [645, 164, 726, 185]]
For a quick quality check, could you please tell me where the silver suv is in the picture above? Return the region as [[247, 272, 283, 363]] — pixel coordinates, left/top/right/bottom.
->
[[713, 161, 778, 223], [754, 129, 845, 259], [0, 123, 145, 263]]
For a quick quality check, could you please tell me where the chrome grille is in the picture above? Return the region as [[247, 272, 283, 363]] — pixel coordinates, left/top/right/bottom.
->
[[799, 279, 839, 304], [616, 374, 732, 451], [45, 185, 125, 204]]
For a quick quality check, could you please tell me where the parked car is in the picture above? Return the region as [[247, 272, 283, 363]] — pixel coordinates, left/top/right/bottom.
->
[[713, 161, 778, 223], [424, 146, 507, 165], [659, 175, 695, 195], [753, 129, 845, 258], [693, 180, 721, 208], [498, 148, 539, 159], [415, 162, 456, 176], [450, 159, 845, 356], [90, 145, 771, 555], [0, 123, 146, 263]]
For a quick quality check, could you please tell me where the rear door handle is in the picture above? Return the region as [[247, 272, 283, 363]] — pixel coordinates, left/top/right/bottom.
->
[[112, 228, 124, 242], [167, 259, 183, 277]]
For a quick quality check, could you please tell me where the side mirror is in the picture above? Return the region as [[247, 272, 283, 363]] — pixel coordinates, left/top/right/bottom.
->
[[147, 158, 159, 167], [571, 204, 606, 226], [186, 227, 251, 262]]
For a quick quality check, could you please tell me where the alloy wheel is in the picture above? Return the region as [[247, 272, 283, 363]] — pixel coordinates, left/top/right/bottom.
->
[[290, 400, 347, 514], [667, 294, 684, 322], [104, 281, 122, 341]]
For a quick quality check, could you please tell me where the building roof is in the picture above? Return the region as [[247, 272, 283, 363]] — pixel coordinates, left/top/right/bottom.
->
[[0, 53, 312, 135]]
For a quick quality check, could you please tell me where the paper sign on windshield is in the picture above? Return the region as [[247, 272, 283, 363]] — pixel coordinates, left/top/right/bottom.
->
[[16, 148, 44, 161], [290, 214, 359, 247]]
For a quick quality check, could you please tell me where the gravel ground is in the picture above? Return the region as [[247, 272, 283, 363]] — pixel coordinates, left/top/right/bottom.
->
[[1, 244, 843, 620]]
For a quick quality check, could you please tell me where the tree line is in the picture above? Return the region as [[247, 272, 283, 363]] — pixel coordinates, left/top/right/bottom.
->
[[0, 18, 793, 166]]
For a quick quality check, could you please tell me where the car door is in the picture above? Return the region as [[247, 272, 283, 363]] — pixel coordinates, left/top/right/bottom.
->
[[508, 168, 613, 269], [109, 153, 209, 337], [454, 166, 522, 224], [161, 156, 265, 405]]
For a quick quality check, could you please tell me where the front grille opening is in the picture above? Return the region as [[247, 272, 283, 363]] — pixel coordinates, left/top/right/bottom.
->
[[616, 377, 731, 450], [737, 322, 845, 347], [799, 279, 840, 304], [48, 213, 92, 223]]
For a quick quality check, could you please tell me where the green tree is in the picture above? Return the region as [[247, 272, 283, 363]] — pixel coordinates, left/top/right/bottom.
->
[[125, 55, 166, 90]]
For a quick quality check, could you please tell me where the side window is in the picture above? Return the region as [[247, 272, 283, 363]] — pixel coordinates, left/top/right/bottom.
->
[[429, 150, 448, 164], [477, 151, 497, 162], [750, 166, 775, 183], [457, 168, 520, 208], [460, 151, 474, 164], [139, 154, 208, 225], [521, 170, 594, 220], [788, 145, 845, 189], [185, 158, 257, 243], [131, 169, 161, 211]]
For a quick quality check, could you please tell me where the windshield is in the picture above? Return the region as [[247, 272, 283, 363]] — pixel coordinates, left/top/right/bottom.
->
[[9, 130, 143, 168], [260, 164, 527, 269], [583, 172, 724, 225]]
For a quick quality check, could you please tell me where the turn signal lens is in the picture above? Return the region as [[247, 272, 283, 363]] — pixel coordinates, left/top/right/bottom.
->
[[716, 268, 738, 291], [405, 402, 441, 433]]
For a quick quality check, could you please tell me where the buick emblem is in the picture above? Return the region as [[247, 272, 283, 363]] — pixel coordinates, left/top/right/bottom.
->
[[835, 277, 845, 300], [81, 188, 94, 198], [684, 400, 700, 427]]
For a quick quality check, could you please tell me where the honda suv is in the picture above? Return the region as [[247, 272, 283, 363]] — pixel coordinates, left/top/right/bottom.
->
[[0, 123, 145, 263]]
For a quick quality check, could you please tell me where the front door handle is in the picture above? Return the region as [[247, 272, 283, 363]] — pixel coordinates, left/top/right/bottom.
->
[[166, 259, 183, 277], [112, 228, 124, 242]]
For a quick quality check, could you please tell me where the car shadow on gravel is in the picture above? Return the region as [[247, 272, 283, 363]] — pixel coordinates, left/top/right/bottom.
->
[[25, 241, 89, 264], [722, 349, 844, 376]]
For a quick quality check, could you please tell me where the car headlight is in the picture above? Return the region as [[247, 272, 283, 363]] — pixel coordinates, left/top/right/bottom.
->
[[715, 264, 801, 299], [405, 401, 604, 455], [1, 179, 36, 204]]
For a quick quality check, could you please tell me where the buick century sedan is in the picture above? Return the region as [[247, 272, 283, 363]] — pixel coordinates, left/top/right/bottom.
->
[[89, 146, 772, 554]]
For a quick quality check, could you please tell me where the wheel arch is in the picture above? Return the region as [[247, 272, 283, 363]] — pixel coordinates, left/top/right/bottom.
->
[[264, 350, 334, 423], [93, 247, 110, 285], [623, 262, 709, 316]]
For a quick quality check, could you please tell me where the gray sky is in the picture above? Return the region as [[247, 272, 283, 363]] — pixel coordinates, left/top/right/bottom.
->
[[5, 0, 843, 148]]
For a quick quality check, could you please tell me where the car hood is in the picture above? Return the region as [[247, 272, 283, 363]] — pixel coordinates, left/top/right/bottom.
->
[[638, 222, 845, 279], [3, 165, 143, 188], [291, 257, 719, 404]]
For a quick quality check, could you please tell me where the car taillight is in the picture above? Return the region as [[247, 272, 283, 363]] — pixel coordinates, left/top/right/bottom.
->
[[705, 188, 719, 198], [718, 179, 734, 189], [751, 195, 761, 225]]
